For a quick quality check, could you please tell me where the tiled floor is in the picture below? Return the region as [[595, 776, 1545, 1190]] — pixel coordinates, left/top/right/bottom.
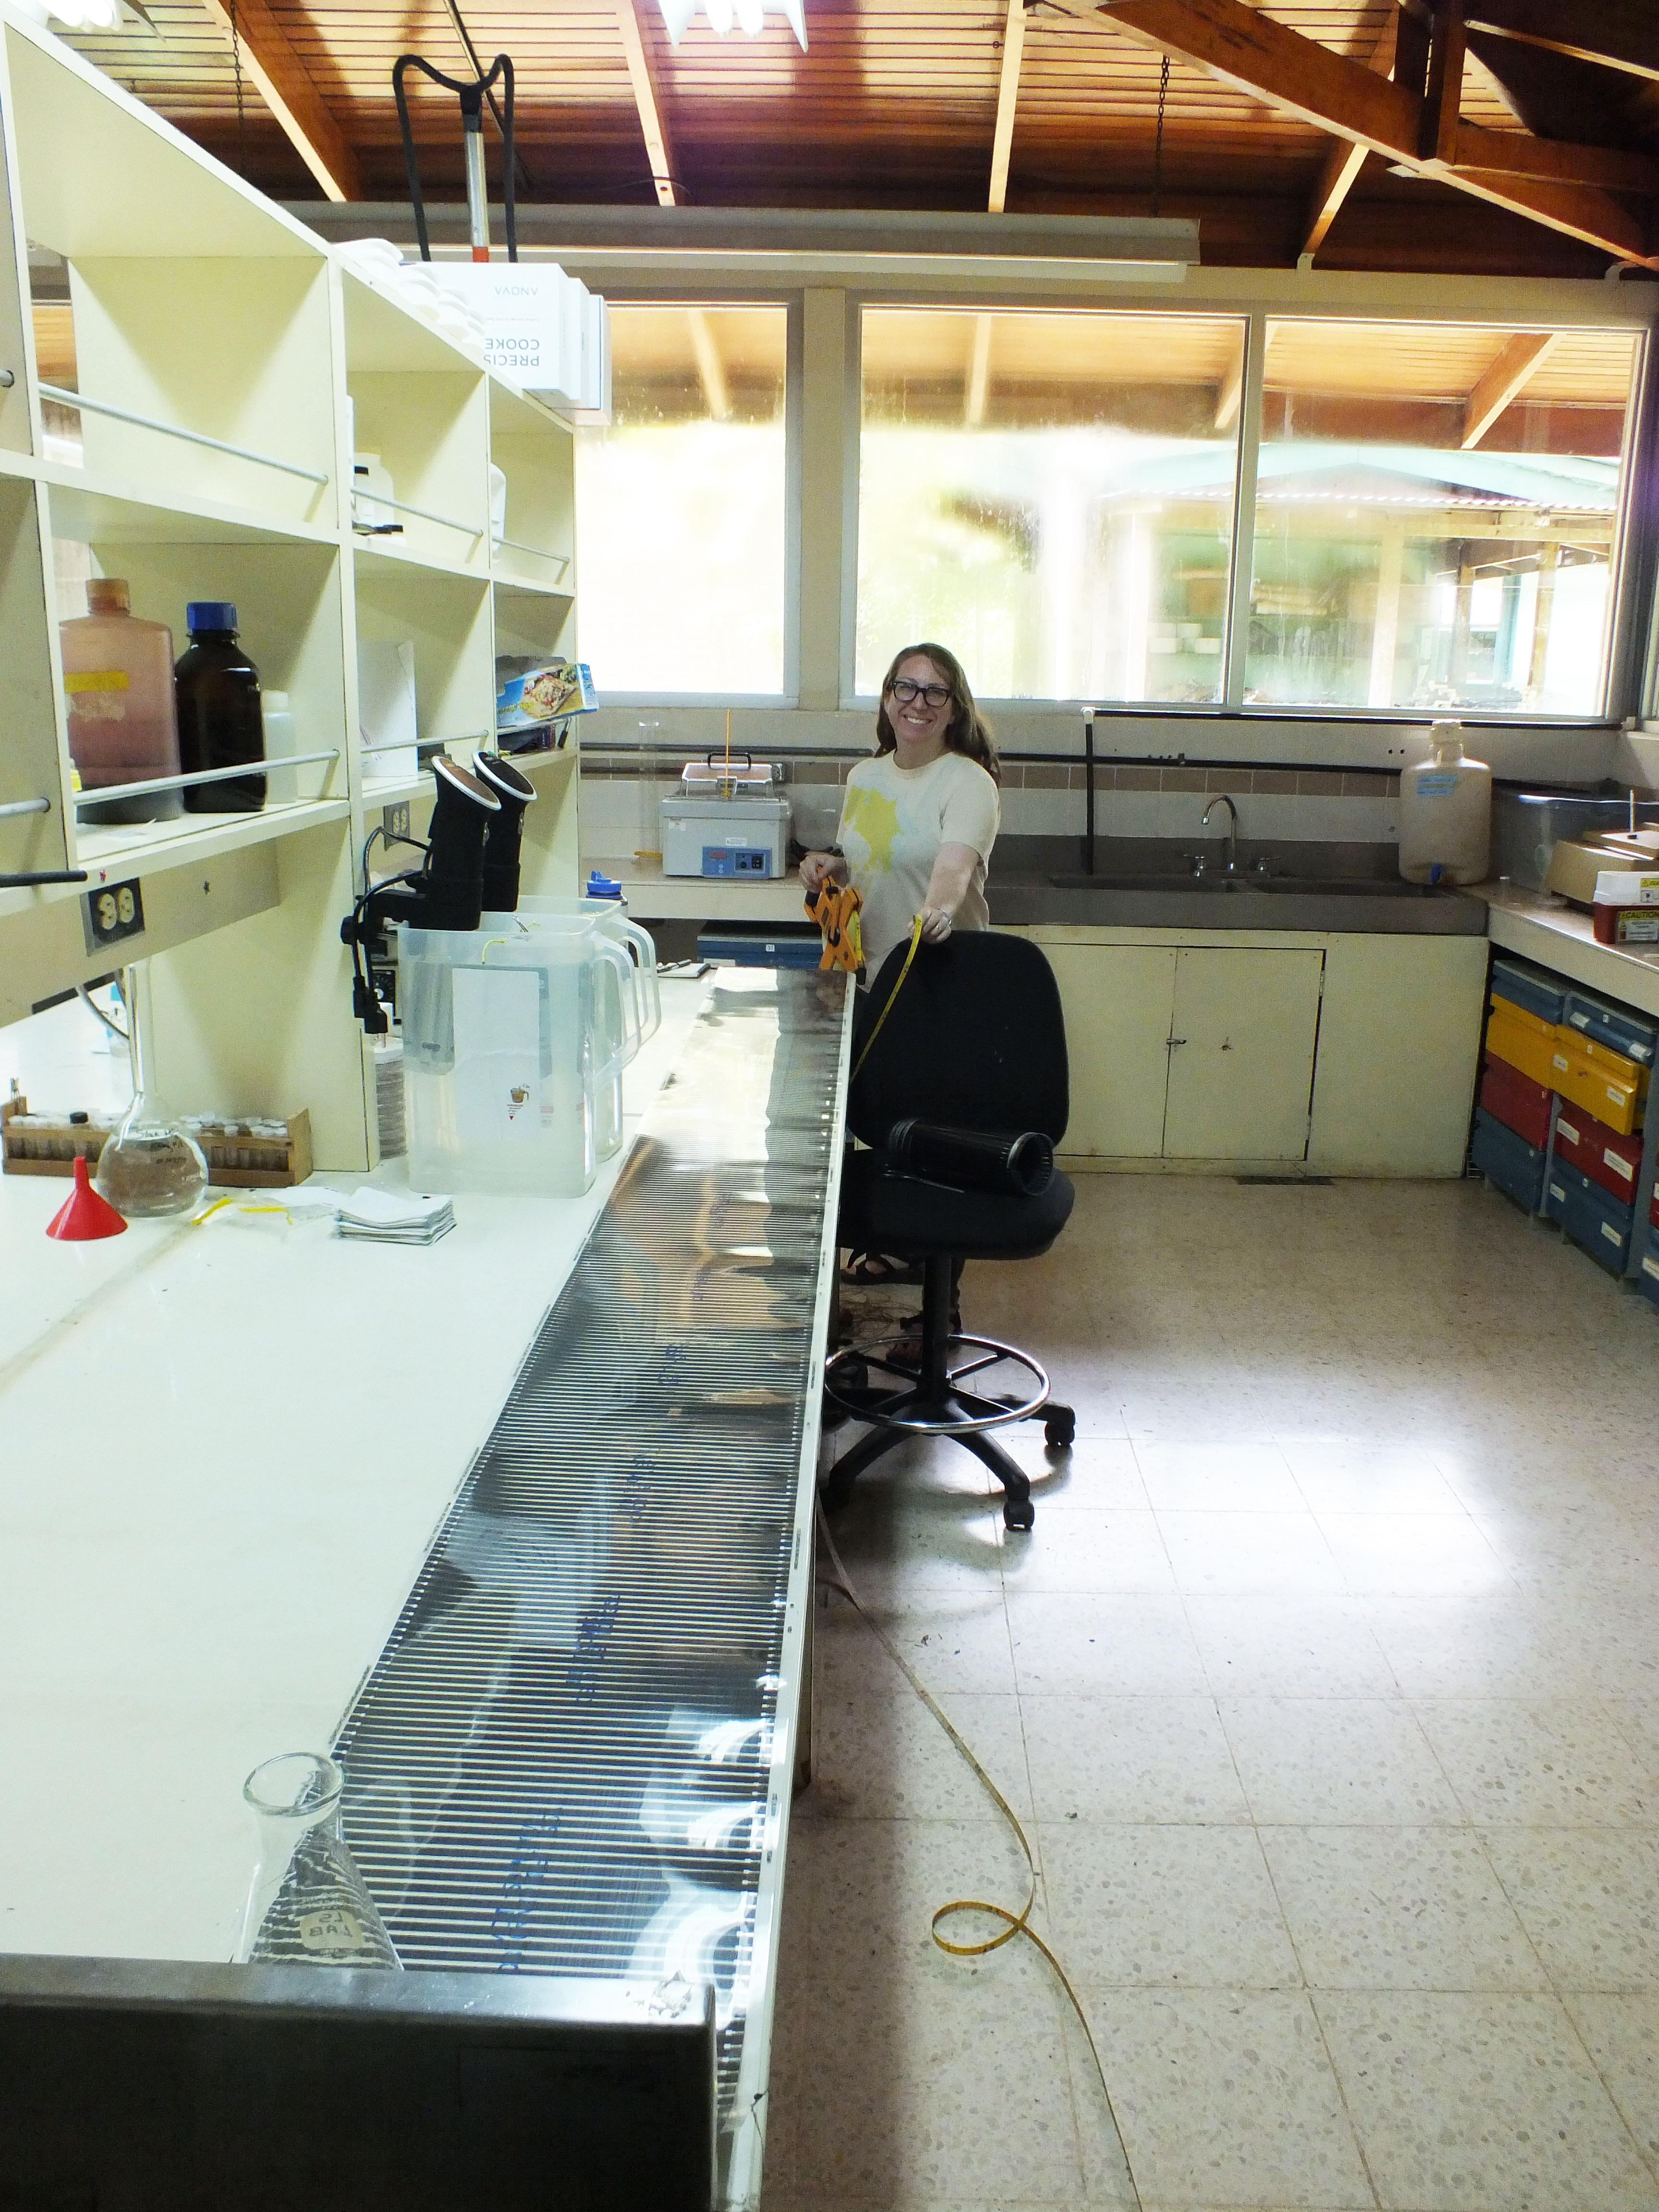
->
[[761, 1173, 1659, 2212]]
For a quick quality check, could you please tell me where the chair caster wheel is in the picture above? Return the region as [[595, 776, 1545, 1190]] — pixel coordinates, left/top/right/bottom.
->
[[837, 1358, 868, 1394], [1043, 1410, 1075, 1449], [1003, 1496, 1035, 1532]]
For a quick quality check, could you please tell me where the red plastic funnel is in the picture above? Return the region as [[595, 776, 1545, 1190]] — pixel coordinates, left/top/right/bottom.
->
[[46, 1154, 128, 1241]]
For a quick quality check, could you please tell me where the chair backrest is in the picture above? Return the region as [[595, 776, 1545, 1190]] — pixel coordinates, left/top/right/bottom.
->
[[848, 931, 1069, 1149]]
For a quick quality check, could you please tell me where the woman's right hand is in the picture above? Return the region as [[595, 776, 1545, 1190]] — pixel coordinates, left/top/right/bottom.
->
[[799, 851, 849, 897]]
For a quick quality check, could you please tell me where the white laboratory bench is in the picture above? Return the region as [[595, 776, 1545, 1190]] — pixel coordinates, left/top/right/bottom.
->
[[0, 981, 711, 1965]]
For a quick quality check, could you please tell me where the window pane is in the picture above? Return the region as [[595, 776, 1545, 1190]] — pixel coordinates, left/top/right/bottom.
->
[[1248, 320, 1640, 716], [857, 307, 1246, 702], [575, 305, 787, 694]]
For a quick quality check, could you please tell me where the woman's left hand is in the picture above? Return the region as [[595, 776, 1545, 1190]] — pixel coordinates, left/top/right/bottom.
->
[[917, 905, 954, 943]]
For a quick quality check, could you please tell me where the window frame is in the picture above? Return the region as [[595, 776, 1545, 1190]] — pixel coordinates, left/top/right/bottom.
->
[[575, 287, 802, 709], [842, 295, 1655, 728]]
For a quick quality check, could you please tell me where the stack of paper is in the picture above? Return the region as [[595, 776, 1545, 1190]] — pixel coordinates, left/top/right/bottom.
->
[[333, 1187, 455, 1247]]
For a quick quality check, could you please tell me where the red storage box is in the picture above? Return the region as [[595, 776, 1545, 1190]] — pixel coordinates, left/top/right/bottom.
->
[[1479, 1054, 1552, 1149], [1650, 1187, 1659, 1234], [1552, 1098, 1643, 1207]]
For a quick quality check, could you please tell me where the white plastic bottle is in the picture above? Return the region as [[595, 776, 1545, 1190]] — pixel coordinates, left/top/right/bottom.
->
[[1398, 720, 1491, 886]]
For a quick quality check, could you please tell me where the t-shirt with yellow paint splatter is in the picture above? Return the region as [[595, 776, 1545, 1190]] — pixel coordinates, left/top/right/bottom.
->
[[837, 748, 1000, 976]]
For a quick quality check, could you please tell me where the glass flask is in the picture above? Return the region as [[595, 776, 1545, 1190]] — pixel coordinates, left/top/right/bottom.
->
[[92, 993, 206, 1219], [236, 1752, 402, 1970]]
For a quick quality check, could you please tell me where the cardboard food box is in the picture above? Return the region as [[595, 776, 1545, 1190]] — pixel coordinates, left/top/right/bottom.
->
[[1543, 836, 1656, 907]]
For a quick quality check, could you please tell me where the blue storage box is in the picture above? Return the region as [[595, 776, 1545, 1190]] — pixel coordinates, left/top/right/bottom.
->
[[1470, 1108, 1546, 1214], [1561, 987, 1658, 1069], [1635, 1238, 1659, 1312], [1491, 956, 1569, 1027], [1547, 1157, 1634, 1274]]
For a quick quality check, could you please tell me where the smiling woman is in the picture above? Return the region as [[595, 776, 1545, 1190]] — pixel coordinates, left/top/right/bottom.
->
[[574, 302, 788, 696]]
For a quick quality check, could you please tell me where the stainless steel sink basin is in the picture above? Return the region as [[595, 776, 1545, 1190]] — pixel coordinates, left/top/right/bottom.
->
[[1004, 867, 1486, 936], [1047, 871, 1447, 900], [1047, 871, 1258, 893]]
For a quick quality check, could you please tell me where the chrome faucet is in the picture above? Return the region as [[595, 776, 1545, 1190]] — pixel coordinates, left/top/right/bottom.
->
[[1202, 793, 1240, 877]]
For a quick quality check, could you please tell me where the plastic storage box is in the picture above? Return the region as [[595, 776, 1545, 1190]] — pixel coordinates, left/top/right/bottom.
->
[[1470, 1108, 1546, 1214], [1562, 987, 1658, 1068], [1478, 1053, 1552, 1149], [1550, 1099, 1643, 1205], [1491, 956, 1570, 1027], [1484, 1003, 1562, 1092], [1544, 1156, 1633, 1275]]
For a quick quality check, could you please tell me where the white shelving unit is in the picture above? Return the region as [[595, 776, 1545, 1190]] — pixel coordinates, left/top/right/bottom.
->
[[0, 3, 582, 1168]]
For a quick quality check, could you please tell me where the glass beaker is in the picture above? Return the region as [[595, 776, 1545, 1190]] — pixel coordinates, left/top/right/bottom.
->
[[236, 1752, 402, 1969]]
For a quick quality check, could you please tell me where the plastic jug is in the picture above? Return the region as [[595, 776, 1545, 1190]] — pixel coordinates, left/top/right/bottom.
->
[[398, 922, 634, 1195], [497, 898, 660, 1159], [1399, 721, 1491, 886]]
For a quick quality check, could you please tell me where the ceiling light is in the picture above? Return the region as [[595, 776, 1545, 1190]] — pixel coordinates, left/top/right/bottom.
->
[[658, 0, 806, 48]]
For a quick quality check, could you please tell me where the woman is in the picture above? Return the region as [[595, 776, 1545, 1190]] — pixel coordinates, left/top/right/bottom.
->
[[801, 643, 1000, 1298], [799, 642, 1000, 981]]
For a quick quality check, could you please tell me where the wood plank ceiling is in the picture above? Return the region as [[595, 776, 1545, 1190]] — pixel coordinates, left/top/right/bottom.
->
[[59, 0, 1659, 275]]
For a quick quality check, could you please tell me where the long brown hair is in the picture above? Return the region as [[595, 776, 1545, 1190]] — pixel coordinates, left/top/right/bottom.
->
[[874, 642, 1000, 784]]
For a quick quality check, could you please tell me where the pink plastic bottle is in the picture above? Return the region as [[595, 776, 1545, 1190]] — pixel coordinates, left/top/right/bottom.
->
[[60, 577, 183, 824]]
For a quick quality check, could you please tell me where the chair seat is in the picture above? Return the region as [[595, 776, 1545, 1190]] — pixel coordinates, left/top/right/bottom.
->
[[839, 1148, 1074, 1261]]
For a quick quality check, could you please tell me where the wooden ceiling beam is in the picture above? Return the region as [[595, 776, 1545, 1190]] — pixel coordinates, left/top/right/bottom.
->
[[1465, 0, 1659, 84], [195, 0, 364, 202], [1419, 0, 1464, 167], [1461, 329, 1557, 447], [615, 0, 678, 209], [687, 308, 729, 421], [988, 0, 1028, 214], [1454, 121, 1659, 196], [1086, 0, 1655, 264], [966, 313, 993, 422], [1301, 11, 1396, 261]]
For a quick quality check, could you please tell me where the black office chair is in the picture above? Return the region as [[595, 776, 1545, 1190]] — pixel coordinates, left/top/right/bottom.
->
[[822, 930, 1076, 1532]]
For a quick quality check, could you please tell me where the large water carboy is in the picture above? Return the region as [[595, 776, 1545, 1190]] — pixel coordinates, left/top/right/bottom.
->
[[508, 896, 660, 1159], [1399, 720, 1491, 885]]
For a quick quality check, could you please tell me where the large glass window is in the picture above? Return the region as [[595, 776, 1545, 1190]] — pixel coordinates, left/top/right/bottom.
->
[[857, 308, 1247, 702], [575, 304, 788, 695], [1247, 320, 1641, 716]]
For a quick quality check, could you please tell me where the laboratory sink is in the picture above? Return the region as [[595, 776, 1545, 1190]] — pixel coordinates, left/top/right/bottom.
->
[[1046, 871, 1257, 893]]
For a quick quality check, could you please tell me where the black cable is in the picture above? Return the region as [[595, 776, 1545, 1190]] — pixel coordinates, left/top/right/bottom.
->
[[1151, 51, 1170, 218], [394, 50, 518, 263]]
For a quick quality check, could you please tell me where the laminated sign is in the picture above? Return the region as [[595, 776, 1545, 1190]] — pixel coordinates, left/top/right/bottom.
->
[[423, 264, 611, 418]]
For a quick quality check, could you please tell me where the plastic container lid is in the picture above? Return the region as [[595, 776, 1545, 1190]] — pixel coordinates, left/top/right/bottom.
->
[[586, 869, 624, 901], [186, 601, 238, 632]]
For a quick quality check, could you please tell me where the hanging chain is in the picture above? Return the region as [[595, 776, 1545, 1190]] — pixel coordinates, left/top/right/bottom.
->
[[229, 0, 247, 175], [1151, 50, 1171, 217]]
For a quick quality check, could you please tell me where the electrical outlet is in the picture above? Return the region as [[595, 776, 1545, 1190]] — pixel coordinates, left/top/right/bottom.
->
[[82, 876, 145, 954], [382, 801, 412, 845]]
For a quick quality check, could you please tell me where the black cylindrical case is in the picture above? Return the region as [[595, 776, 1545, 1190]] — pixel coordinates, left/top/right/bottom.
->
[[884, 1118, 1054, 1197]]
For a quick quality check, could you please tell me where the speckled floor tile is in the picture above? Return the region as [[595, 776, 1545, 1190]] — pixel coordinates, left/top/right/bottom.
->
[[818, 1586, 1017, 1698], [1019, 1436, 1150, 1512], [805, 1816, 1044, 1980], [1259, 1826, 1547, 1992], [1007, 1592, 1209, 1697], [1037, 1821, 1300, 1990], [821, 1492, 1006, 1601], [1218, 1698, 1463, 1826], [1157, 1512, 1347, 1598], [1131, 1442, 1304, 1514], [1561, 1994, 1659, 2168], [1022, 1695, 1250, 1825], [1482, 1829, 1659, 1992], [1363, 1594, 1596, 1701], [1184, 1595, 1399, 1700], [1070, 1988, 1374, 2209], [999, 1508, 1177, 1595], [1281, 1441, 1465, 1516], [799, 1685, 1032, 1824], [1314, 1988, 1659, 2210], [1315, 1512, 1511, 1599], [1414, 1700, 1659, 1828]]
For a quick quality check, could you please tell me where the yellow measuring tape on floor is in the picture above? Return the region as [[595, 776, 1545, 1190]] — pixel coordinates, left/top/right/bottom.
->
[[814, 1503, 1144, 2210]]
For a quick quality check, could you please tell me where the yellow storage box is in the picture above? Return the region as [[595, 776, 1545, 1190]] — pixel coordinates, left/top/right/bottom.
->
[[1484, 1005, 1563, 1092], [1488, 993, 1557, 1043], [1552, 1037, 1645, 1136]]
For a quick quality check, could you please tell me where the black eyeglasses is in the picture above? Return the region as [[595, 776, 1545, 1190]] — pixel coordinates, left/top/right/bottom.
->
[[888, 677, 951, 709]]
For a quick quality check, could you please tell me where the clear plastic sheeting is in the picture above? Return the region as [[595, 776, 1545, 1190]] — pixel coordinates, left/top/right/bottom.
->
[[332, 968, 850, 2208]]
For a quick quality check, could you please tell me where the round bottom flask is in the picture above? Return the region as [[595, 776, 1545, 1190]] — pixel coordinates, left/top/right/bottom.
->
[[236, 1752, 402, 1969], [93, 1089, 207, 1217]]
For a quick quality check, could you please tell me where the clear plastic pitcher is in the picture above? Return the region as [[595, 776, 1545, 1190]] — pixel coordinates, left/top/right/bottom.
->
[[493, 898, 661, 1160], [399, 920, 634, 1195]]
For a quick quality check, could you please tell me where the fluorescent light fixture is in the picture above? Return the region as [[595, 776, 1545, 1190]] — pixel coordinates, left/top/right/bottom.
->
[[658, 0, 807, 48], [15, 0, 122, 26]]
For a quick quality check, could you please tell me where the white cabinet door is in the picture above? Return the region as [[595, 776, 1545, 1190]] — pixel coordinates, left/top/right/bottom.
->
[[1044, 944, 1177, 1157], [1163, 948, 1324, 1161]]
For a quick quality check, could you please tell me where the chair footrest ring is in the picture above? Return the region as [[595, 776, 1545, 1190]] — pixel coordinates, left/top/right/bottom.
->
[[824, 1331, 1049, 1436]]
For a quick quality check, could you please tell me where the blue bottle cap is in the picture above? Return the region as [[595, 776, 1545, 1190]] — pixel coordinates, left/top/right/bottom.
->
[[186, 601, 238, 632], [586, 869, 624, 901]]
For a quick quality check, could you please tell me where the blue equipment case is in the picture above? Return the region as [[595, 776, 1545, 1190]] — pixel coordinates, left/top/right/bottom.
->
[[1469, 1108, 1546, 1214]]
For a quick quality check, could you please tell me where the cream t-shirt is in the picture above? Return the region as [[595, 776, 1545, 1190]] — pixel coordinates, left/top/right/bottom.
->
[[837, 748, 1000, 977]]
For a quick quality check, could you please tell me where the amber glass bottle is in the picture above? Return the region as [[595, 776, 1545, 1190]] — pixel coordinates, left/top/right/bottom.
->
[[176, 601, 265, 812]]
